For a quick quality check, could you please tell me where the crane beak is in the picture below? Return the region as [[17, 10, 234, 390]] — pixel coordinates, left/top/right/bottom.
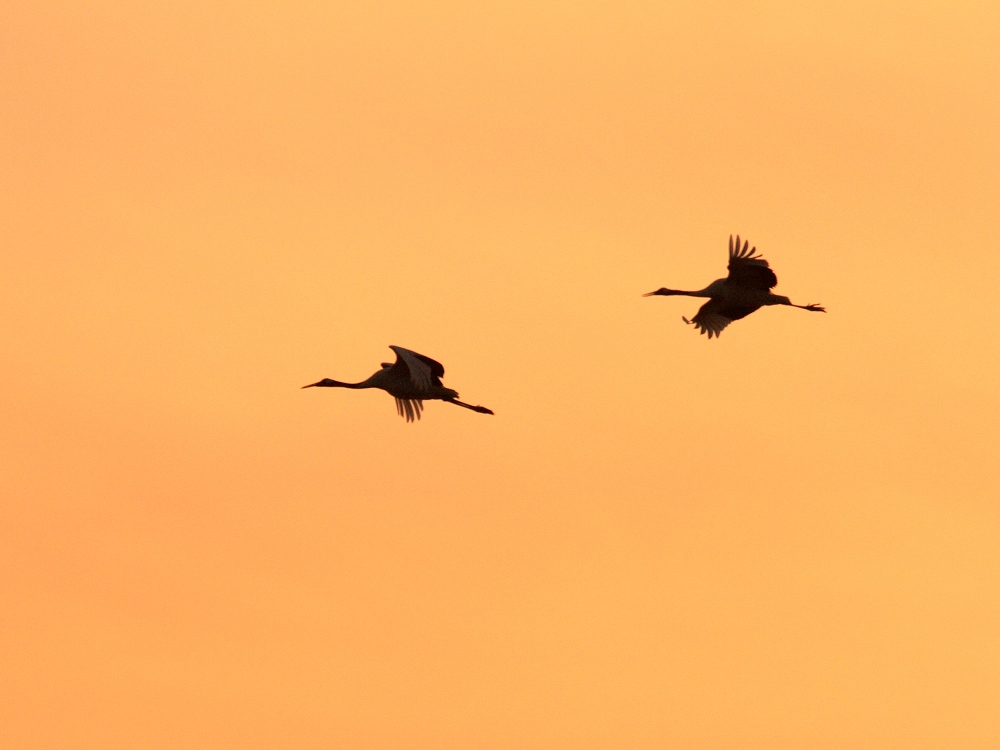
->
[[643, 288, 669, 297]]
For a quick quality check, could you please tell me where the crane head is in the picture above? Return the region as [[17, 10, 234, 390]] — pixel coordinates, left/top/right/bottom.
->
[[643, 287, 682, 297], [302, 378, 347, 388]]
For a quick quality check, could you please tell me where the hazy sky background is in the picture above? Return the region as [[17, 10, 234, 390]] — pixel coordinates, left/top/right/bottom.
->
[[3, 1, 999, 747]]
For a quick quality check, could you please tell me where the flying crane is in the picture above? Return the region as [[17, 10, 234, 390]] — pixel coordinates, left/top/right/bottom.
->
[[644, 235, 826, 338], [303, 345, 494, 422]]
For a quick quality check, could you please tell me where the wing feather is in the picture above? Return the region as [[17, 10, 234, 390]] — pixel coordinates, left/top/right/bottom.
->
[[727, 234, 778, 290], [394, 398, 424, 422], [685, 298, 761, 339]]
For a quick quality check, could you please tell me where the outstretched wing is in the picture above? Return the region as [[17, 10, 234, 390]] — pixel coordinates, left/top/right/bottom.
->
[[684, 298, 761, 339], [389, 345, 443, 391], [727, 234, 778, 290]]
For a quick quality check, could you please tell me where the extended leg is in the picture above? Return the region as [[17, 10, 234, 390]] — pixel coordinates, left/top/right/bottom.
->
[[446, 399, 494, 415]]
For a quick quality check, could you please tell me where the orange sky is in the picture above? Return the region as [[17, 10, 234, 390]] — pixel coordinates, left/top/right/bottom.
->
[[3, 1, 999, 747]]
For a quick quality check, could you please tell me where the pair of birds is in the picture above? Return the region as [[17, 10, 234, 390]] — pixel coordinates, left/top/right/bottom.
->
[[304, 235, 826, 421]]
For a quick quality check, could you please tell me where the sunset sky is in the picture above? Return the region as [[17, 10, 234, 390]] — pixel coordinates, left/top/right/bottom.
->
[[3, 1, 1000, 747]]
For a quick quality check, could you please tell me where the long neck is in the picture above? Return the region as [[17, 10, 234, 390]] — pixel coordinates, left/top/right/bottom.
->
[[646, 286, 713, 298], [302, 378, 371, 389]]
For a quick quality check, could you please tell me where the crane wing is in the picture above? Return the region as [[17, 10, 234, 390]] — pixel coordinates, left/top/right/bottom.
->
[[389, 345, 441, 391], [684, 298, 761, 339], [727, 234, 778, 290], [413, 351, 445, 379]]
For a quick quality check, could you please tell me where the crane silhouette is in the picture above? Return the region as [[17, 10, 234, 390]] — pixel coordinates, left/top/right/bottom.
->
[[302, 345, 494, 422], [644, 235, 826, 338]]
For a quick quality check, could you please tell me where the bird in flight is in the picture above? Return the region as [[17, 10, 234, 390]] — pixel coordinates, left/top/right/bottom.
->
[[302, 345, 494, 422], [644, 235, 826, 338]]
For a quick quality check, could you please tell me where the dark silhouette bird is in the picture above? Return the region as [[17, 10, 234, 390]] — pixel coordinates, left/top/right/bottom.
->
[[644, 235, 826, 338], [302, 345, 494, 422]]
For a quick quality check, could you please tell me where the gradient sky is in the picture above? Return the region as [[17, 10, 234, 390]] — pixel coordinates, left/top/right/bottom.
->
[[3, 1, 1000, 747]]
